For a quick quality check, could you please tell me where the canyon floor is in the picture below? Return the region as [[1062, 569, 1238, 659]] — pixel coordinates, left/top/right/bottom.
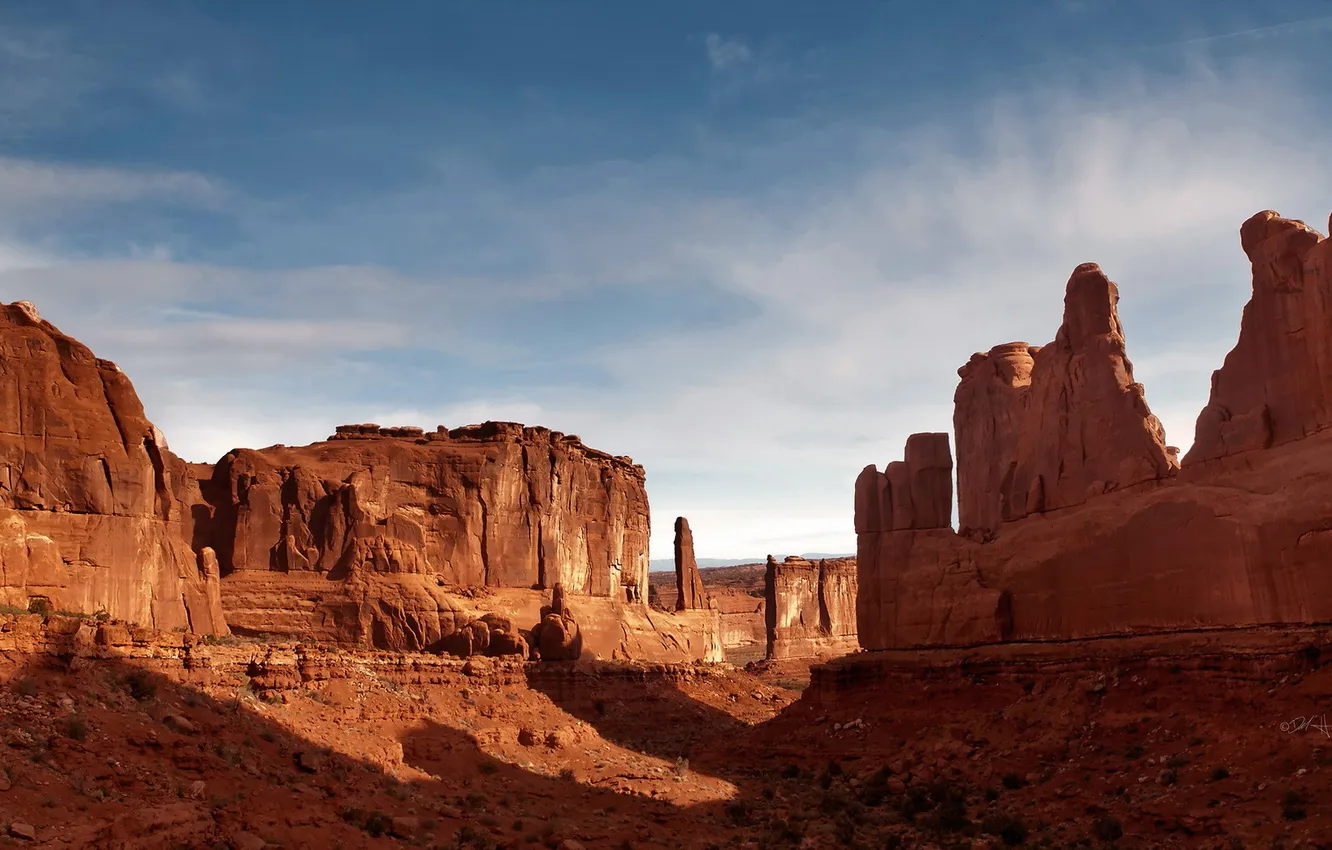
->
[[2, 629, 1332, 849]]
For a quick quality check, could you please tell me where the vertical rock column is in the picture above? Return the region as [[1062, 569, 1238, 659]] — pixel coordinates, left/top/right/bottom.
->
[[673, 516, 710, 611]]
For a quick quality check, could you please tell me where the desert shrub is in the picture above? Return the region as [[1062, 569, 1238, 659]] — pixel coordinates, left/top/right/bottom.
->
[[1124, 743, 1145, 759], [1282, 789, 1307, 820], [981, 812, 1029, 846], [340, 807, 392, 837], [64, 715, 88, 741], [780, 763, 801, 779], [818, 789, 850, 816], [1211, 766, 1231, 782], [1165, 753, 1189, 769], [931, 797, 971, 832], [724, 799, 754, 825], [27, 598, 52, 617], [478, 760, 499, 775], [124, 670, 157, 702], [1283, 805, 1307, 821], [1001, 772, 1026, 790], [1091, 815, 1123, 840]]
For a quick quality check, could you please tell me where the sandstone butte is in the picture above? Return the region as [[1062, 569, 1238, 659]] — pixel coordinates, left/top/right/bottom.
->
[[0, 303, 721, 663], [856, 209, 1332, 649], [764, 555, 858, 660]]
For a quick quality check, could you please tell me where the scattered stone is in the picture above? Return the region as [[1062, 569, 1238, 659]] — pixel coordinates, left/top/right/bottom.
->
[[295, 750, 324, 774], [390, 816, 420, 839], [162, 715, 196, 734], [230, 832, 266, 850], [8, 823, 35, 841]]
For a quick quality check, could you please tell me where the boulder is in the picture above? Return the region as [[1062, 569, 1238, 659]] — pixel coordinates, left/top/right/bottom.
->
[[531, 583, 582, 661]]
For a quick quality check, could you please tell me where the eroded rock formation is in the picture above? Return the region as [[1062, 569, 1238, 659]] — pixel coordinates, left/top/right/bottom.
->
[[954, 264, 1178, 539], [673, 517, 709, 611], [1188, 211, 1332, 463], [764, 555, 859, 660], [0, 298, 731, 661], [857, 211, 1332, 650], [192, 422, 651, 651], [530, 583, 583, 661], [0, 302, 226, 634]]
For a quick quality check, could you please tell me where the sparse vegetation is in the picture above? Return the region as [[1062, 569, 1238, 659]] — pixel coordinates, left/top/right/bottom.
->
[[63, 715, 88, 741], [123, 670, 157, 702], [981, 812, 1029, 846], [1091, 815, 1124, 840]]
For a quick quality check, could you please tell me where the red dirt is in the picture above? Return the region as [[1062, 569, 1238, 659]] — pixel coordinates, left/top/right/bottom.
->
[[3, 624, 1332, 848]]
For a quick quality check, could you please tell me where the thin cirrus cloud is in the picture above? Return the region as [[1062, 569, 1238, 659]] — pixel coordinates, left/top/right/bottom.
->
[[0, 6, 1329, 560], [704, 34, 753, 72]]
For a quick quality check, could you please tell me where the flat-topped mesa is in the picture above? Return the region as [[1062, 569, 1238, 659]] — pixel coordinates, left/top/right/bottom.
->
[[196, 419, 651, 648], [0, 302, 226, 633], [327, 421, 643, 477], [1187, 211, 1332, 464], [673, 516, 709, 611], [854, 432, 952, 535], [764, 555, 859, 660], [965, 263, 1177, 531]]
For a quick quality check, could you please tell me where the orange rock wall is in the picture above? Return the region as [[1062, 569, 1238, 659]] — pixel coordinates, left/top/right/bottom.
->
[[0, 303, 226, 634], [857, 211, 1332, 650]]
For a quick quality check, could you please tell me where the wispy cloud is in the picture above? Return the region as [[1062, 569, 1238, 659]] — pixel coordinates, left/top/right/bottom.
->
[[0, 157, 224, 215], [703, 33, 752, 72], [0, 47, 1327, 558]]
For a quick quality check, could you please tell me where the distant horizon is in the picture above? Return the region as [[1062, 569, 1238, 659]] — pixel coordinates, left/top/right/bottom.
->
[[647, 552, 854, 572]]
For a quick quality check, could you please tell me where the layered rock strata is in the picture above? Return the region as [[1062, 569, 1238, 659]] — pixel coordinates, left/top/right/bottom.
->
[[193, 422, 651, 652], [857, 211, 1332, 649], [764, 555, 859, 660], [0, 302, 226, 634]]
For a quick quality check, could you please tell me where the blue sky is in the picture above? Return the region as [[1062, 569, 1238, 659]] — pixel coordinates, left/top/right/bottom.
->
[[3, 1, 1332, 559]]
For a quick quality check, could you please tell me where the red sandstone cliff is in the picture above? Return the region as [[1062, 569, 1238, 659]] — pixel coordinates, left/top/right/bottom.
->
[[1188, 211, 1332, 463], [192, 422, 651, 651], [0, 302, 226, 634], [764, 555, 859, 660], [857, 210, 1332, 650], [955, 264, 1177, 538]]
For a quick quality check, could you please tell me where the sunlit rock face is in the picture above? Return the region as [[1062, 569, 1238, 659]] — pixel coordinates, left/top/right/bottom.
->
[[0, 302, 226, 634], [856, 212, 1332, 649]]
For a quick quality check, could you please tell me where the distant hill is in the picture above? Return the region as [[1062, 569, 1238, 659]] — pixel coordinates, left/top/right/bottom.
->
[[647, 553, 853, 572]]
